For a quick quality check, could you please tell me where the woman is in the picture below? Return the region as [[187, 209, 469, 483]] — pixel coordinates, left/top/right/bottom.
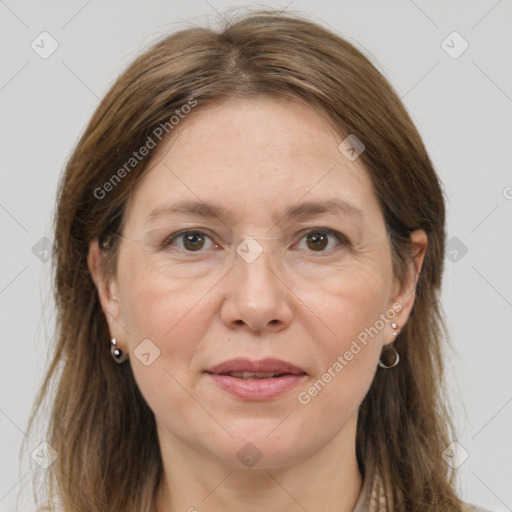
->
[[27, 9, 491, 512]]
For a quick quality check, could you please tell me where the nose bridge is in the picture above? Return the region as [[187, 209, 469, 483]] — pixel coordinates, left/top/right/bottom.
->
[[235, 234, 279, 263], [222, 234, 292, 332], [233, 235, 282, 286]]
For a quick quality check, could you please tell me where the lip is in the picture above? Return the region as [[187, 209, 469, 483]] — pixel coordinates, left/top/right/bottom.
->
[[206, 373, 307, 400], [205, 357, 307, 375], [204, 358, 307, 401]]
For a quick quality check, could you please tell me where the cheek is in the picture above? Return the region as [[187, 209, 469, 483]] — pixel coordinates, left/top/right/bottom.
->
[[116, 258, 224, 419], [117, 248, 217, 344], [305, 259, 392, 349], [295, 258, 392, 405], [117, 267, 212, 426]]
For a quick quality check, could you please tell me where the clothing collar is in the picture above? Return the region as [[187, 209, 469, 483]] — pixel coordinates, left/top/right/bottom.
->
[[351, 463, 392, 512]]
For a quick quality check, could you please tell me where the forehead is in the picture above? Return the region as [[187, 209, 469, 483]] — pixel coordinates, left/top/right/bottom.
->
[[123, 97, 383, 231]]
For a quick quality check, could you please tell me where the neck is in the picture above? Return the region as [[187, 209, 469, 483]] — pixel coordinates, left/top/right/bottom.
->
[[155, 415, 363, 512]]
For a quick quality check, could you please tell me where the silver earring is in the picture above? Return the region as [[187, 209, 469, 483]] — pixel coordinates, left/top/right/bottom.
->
[[110, 338, 128, 363], [378, 322, 400, 369]]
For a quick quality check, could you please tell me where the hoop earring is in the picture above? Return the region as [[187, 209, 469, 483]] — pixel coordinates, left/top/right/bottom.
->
[[110, 338, 128, 363], [378, 322, 400, 369]]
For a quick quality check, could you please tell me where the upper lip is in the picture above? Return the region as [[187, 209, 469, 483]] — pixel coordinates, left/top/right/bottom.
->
[[205, 358, 307, 375]]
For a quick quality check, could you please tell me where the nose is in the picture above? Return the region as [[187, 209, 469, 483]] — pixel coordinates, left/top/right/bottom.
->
[[219, 237, 293, 334]]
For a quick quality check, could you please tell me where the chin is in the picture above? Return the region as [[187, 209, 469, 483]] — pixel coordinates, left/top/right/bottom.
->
[[203, 425, 308, 470]]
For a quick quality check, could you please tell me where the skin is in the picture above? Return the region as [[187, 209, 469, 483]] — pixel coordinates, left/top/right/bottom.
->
[[88, 96, 427, 512]]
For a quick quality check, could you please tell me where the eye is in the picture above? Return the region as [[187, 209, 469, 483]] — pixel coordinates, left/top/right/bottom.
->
[[160, 228, 348, 254], [296, 228, 348, 253], [161, 230, 217, 252]]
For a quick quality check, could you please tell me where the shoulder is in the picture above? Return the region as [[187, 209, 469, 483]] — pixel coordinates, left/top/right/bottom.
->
[[461, 502, 493, 512]]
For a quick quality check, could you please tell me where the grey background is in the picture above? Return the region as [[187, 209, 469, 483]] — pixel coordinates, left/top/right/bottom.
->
[[1, 1, 511, 511]]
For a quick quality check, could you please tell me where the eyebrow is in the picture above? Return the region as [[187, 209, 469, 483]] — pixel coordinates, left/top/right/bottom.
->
[[144, 198, 364, 226]]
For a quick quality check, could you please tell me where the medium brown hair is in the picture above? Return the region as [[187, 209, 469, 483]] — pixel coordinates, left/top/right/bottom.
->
[[25, 9, 462, 511]]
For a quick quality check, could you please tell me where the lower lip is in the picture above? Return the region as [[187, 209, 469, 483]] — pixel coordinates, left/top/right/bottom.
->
[[205, 373, 307, 401]]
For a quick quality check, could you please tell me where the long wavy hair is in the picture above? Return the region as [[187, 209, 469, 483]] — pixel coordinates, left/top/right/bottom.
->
[[25, 9, 463, 511]]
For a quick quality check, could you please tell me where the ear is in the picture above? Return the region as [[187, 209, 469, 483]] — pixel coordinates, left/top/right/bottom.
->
[[87, 239, 122, 340], [388, 229, 428, 340]]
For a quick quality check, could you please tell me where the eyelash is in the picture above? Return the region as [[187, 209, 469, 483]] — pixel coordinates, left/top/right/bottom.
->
[[160, 228, 349, 254]]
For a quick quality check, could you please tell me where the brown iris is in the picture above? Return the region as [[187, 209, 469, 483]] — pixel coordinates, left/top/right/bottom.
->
[[306, 231, 328, 251], [182, 231, 206, 251]]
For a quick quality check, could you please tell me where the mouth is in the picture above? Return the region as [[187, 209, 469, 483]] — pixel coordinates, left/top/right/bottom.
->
[[204, 358, 307, 400], [205, 357, 307, 376], [212, 371, 303, 379]]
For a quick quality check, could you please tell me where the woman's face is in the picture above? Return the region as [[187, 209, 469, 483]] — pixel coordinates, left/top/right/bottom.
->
[[95, 97, 425, 470]]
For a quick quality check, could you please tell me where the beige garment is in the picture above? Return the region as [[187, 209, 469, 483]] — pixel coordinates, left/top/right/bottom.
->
[[351, 464, 492, 512], [351, 463, 390, 512]]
